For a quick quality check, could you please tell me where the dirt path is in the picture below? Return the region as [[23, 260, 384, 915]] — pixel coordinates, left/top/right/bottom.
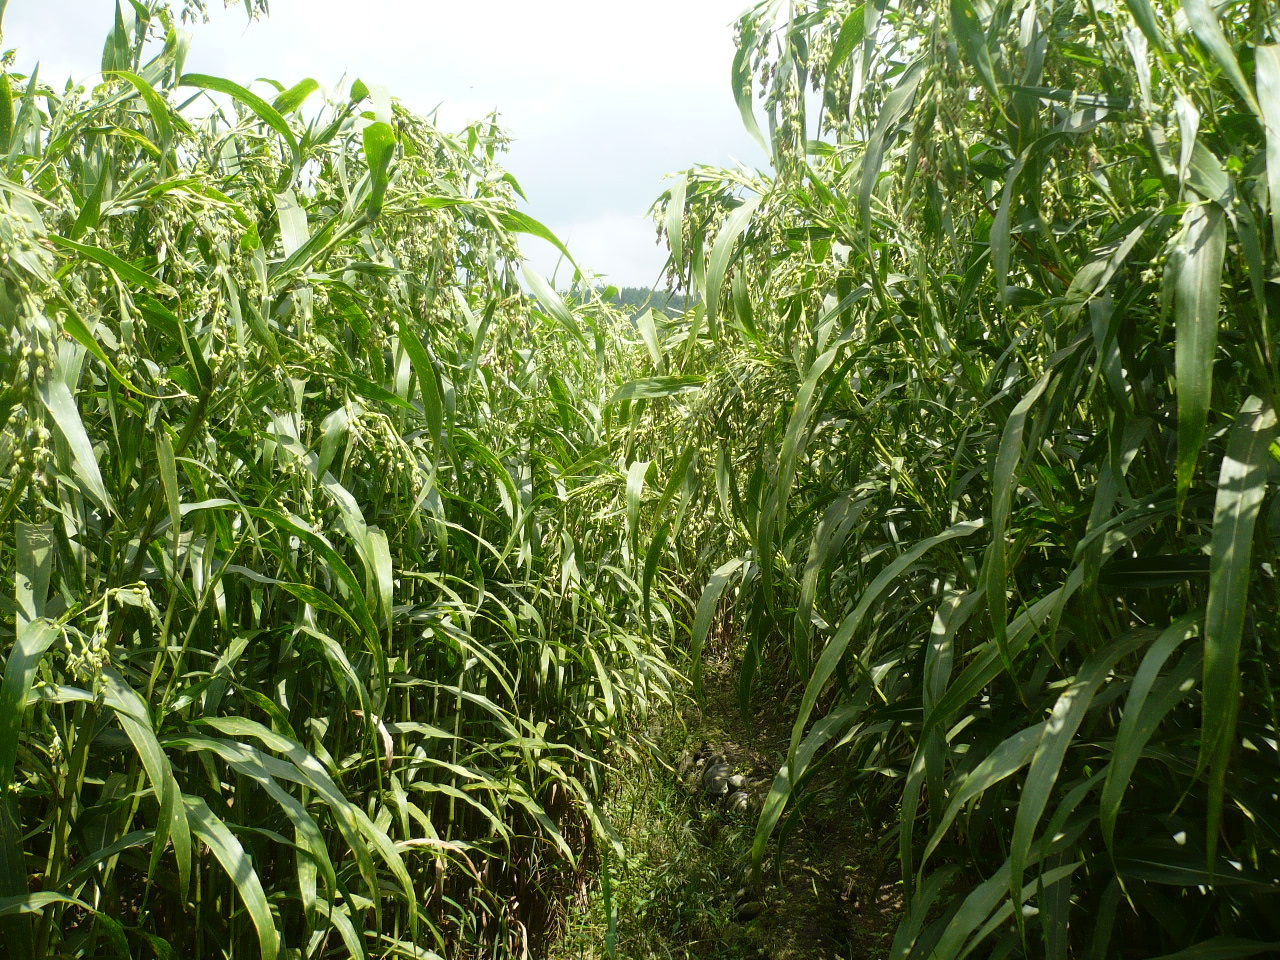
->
[[548, 655, 900, 959]]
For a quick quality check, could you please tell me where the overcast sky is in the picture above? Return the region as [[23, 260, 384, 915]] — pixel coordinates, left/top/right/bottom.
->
[[4, 0, 767, 286]]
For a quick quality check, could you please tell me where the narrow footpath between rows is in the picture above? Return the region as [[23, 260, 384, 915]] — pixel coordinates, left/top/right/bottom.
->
[[549, 653, 902, 959]]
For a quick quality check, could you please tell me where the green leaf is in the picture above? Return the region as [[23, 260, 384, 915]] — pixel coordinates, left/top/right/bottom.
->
[[1123, 0, 1167, 50], [1171, 202, 1226, 504], [751, 700, 864, 878], [0, 72, 14, 152], [179, 73, 299, 153], [606, 376, 705, 406], [788, 520, 986, 762], [40, 377, 115, 513], [1100, 617, 1200, 853], [901, 589, 983, 881], [13, 521, 52, 631], [858, 58, 924, 230], [731, 14, 767, 150], [663, 175, 687, 269], [794, 495, 871, 671], [496, 208, 578, 271], [705, 194, 761, 336], [0, 892, 129, 953], [921, 722, 1042, 867], [1200, 397, 1277, 867], [106, 70, 191, 143], [985, 365, 1056, 666], [100, 0, 131, 73], [690, 558, 746, 696], [274, 189, 309, 257], [273, 78, 319, 114], [1008, 631, 1149, 907], [100, 671, 192, 897], [625, 459, 649, 553], [1, 524, 57, 930], [156, 428, 180, 557], [1256, 46, 1280, 250], [184, 796, 281, 960], [0, 590, 56, 788], [49, 235, 177, 297], [362, 120, 396, 218], [524, 267, 586, 346], [936, 861, 1081, 959], [1184, 0, 1260, 115], [367, 526, 394, 633], [1097, 554, 1209, 588], [167, 735, 339, 904], [394, 313, 446, 444], [59, 303, 165, 399], [950, 0, 1000, 102], [0, 891, 92, 917], [825, 3, 868, 115], [636, 309, 663, 367], [203, 716, 417, 913]]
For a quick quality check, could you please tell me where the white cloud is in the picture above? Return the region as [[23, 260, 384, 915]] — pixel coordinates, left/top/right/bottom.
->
[[3, 0, 768, 285], [523, 211, 669, 288]]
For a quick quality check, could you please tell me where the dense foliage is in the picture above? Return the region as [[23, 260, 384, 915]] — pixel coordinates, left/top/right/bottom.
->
[[5, 0, 1280, 957], [0, 4, 673, 957], [640, 0, 1280, 956]]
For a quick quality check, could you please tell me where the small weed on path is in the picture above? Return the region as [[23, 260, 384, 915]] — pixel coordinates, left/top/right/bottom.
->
[[549, 657, 899, 959]]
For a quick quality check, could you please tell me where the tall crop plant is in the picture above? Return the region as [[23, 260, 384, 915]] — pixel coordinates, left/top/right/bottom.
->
[[639, 0, 1280, 955], [0, 3, 671, 957]]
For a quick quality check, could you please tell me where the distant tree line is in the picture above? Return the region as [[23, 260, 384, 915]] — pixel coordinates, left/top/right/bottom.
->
[[599, 286, 691, 319]]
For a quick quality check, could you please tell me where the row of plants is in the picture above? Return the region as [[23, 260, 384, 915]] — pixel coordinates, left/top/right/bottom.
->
[[0, 2, 674, 957], [7, 0, 1280, 956], [633, 0, 1279, 955]]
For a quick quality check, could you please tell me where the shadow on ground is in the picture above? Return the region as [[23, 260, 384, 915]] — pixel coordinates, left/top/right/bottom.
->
[[547, 656, 900, 960]]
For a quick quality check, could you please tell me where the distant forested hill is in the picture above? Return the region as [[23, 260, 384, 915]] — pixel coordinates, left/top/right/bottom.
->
[[600, 286, 691, 318]]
